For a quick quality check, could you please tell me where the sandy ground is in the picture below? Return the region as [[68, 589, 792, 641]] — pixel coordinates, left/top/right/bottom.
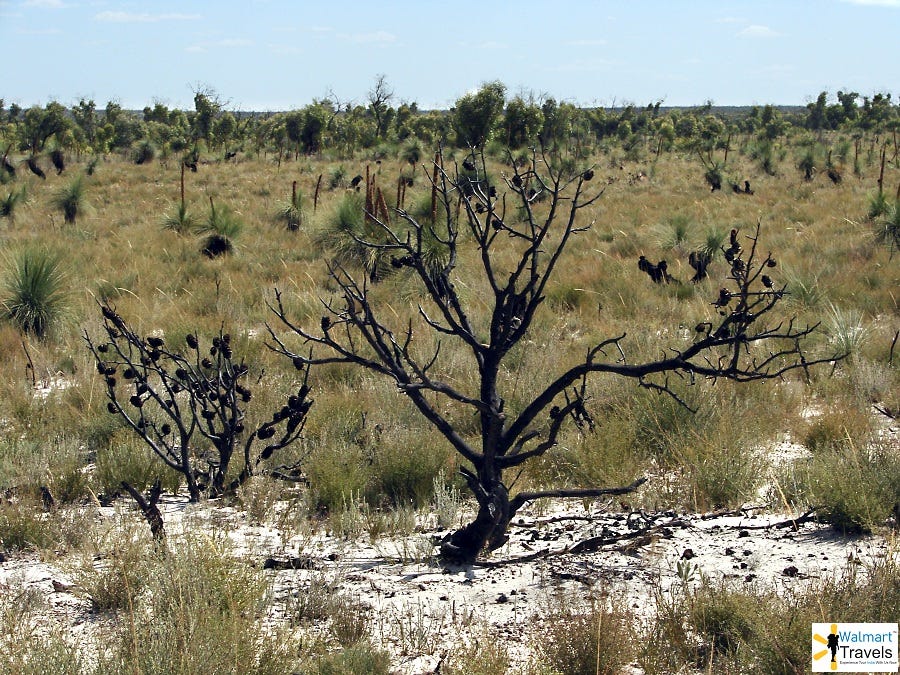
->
[[2, 490, 895, 674]]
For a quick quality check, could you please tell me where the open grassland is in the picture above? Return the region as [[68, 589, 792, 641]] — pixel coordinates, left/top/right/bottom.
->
[[0, 137, 898, 673]]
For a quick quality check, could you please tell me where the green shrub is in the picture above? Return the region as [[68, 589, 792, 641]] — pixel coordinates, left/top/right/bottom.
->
[[0, 497, 52, 552], [94, 428, 167, 497], [368, 432, 448, 508], [790, 437, 900, 533], [876, 202, 900, 257]]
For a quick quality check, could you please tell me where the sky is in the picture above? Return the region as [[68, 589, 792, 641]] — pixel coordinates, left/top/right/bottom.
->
[[1, 0, 898, 112]]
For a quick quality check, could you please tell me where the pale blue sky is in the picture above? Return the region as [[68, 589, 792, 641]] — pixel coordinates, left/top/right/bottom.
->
[[1, 0, 897, 111]]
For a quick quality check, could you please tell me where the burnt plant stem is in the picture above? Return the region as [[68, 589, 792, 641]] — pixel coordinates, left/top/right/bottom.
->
[[121, 479, 166, 544]]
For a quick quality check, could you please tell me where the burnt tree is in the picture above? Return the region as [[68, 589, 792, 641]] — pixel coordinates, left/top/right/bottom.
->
[[267, 147, 836, 565], [85, 302, 313, 502]]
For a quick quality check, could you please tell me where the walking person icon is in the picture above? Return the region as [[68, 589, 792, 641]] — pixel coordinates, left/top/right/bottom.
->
[[827, 624, 840, 664]]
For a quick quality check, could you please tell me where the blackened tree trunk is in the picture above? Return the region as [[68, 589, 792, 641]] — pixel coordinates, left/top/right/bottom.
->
[[268, 146, 838, 565]]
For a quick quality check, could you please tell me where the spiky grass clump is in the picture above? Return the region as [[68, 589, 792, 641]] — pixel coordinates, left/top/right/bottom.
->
[[0, 185, 26, 219], [797, 147, 816, 181], [2, 247, 69, 338], [824, 302, 872, 362], [316, 192, 385, 275], [51, 174, 88, 224], [133, 140, 156, 165], [700, 226, 728, 259], [198, 198, 243, 257], [655, 213, 692, 251], [276, 183, 304, 231], [328, 164, 347, 189], [162, 201, 196, 234], [875, 202, 900, 257], [400, 138, 422, 166], [867, 190, 891, 220]]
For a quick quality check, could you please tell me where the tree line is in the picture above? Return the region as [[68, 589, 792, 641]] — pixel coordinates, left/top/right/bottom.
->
[[1, 79, 898, 162]]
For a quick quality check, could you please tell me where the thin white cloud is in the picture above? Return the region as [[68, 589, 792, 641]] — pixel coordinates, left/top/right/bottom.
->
[[95, 11, 201, 22], [23, 0, 65, 7], [338, 30, 396, 45], [840, 0, 900, 5], [565, 39, 607, 47], [737, 24, 781, 38], [185, 38, 253, 53]]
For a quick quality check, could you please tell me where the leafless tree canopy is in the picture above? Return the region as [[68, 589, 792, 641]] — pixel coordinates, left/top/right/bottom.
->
[[86, 303, 313, 503], [268, 147, 838, 564]]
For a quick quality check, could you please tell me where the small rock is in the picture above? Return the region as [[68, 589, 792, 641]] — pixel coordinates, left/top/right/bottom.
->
[[724, 547, 735, 556], [681, 548, 695, 560], [782, 566, 800, 577], [496, 593, 508, 604], [737, 530, 750, 538], [51, 579, 71, 593]]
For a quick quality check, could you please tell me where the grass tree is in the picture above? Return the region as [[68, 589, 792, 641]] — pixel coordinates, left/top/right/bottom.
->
[[51, 173, 88, 224], [268, 147, 839, 564], [876, 201, 900, 258], [0, 185, 26, 220], [199, 196, 242, 257], [85, 302, 314, 503], [2, 247, 69, 338], [276, 180, 304, 231], [162, 162, 195, 233]]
